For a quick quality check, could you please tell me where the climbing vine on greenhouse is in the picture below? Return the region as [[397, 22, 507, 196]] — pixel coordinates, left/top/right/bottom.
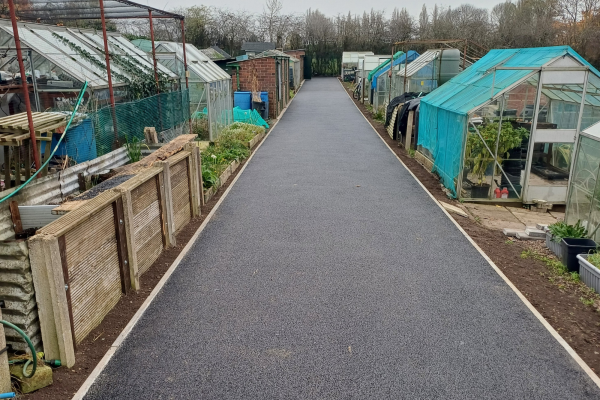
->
[[52, 32, 170, 100]]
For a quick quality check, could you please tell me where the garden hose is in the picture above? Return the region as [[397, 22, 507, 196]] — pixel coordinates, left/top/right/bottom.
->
[[0, 320, 36, 378]]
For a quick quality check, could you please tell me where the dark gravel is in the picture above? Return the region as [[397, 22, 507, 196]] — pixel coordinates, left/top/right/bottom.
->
[[75, 174, 134, 200], [84, 78, 600, 399]]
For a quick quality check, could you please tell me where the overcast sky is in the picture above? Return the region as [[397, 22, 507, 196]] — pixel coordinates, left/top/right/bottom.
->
[[141, 0, 501, 19]]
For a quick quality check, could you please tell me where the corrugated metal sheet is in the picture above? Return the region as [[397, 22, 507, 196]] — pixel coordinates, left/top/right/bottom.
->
[[0, 147, 129, 241], [18, 206, 61, 230]]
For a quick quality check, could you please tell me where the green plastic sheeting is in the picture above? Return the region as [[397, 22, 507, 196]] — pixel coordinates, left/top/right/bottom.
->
[[194, 107, 269, 129], [368, 51, 404, 82]]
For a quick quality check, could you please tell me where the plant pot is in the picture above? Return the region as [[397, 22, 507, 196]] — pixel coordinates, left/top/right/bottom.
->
[[546, 232, 563, 259], [560, 238, 597, 272], [470, 183, 491, 199], [577, 254, 600, 293]]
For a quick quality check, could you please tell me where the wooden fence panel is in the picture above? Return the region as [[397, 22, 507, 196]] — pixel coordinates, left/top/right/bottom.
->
[[170, 157, 192, 233], [63, 204, 121, 344], [131, 177, 163, 276]]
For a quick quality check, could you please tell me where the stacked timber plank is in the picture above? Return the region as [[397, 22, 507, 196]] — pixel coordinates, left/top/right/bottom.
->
[[0, 112, 67, 145]]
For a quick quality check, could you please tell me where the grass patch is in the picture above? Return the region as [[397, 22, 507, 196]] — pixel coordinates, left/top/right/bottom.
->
[[521, 249, 600, 308]]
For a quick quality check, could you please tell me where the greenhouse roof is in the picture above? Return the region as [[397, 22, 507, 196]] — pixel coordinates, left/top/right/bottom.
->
[[11, 0, 183, 22], [421, 46, 600, 116], [371, 50, 419, 89], [397, 50, 441, 78], [156, 41, 230, 83], [254, 49, 292, 60], [581, 120, 600, 140], [0, 19, 176, 90], [368, 51, 403, 81]]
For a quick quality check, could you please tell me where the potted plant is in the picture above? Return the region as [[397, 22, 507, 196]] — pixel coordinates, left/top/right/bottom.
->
[[465, 121, 529, 198], [577, 252, 600, 294], [546, 220, 587, 259]]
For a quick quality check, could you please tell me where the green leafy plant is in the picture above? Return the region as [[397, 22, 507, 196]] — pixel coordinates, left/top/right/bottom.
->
[[124, 136, 148, 163], [547, 220, 588, 243], [586, 252, 600, 271], [200, 123, 265, 189], [465, 121, 529, 185]]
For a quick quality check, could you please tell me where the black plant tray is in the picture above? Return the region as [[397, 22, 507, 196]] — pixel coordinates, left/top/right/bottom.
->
[[531, 164, 569, 180]]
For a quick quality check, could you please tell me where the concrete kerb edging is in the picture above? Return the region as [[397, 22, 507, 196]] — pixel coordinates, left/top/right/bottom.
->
[[70, 84, 303, 400], [338, 79, 600, 389]]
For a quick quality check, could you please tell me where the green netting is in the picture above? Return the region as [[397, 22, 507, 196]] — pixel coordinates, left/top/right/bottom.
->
[[91, 89, 190, 156], [232, 107, 269, 128]]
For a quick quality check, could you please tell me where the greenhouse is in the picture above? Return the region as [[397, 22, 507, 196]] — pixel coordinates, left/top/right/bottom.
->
[[0, 19, 179, 114], [418, 46, 600, 203], [341, 51, 373, 81], [396, 49, 460, 96], [359, 55, 391, 102], [565, 121, 600, 240], [134, 40, 233, 140], [371, 51, 419, 111]]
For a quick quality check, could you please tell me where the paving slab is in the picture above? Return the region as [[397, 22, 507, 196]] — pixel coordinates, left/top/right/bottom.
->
[[463, 203, 525, 230], [83, 78, 600, 400], [510, 208, 559, 227]]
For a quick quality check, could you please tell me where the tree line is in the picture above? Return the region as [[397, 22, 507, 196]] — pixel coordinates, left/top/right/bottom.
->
[[117, 0, 599, 74]]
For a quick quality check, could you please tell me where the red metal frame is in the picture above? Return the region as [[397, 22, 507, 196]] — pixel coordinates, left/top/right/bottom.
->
[[99, 0, 119, 144], [148, 10, 160, 93], [8, 0, 41, 171]]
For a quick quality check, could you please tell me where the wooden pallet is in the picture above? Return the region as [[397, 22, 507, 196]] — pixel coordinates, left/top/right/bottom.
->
[[0, 112, 68, 189]]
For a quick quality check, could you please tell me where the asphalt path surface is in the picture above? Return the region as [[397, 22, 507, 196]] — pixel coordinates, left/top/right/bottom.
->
[[84, 78, 600, 399]]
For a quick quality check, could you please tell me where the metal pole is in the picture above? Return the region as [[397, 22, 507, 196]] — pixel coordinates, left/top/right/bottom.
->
[[403, 46, 408, 94], [148, 10, 160, 93], [9, 0, 41, 171], [99, 0, 119, 144], [149, 10, 164, 132], [180, 19, 189, 89], [180, 18, 192, 135], [28, 51, 41, 112]]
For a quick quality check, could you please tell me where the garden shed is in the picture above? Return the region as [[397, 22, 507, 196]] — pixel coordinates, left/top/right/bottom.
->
[[133, 39, 233, 140], [371, 51, 419, 111], [565, 121, 600, 240], [418, 46, 600, 204], [228, 50, 290, 119]]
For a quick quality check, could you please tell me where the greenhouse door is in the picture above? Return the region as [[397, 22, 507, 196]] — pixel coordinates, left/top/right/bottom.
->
[[523, 68, 588, 204]]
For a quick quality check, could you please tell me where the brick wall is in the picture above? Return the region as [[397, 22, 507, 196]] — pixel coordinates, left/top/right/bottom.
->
[[231, 57, 290, 119], [285, 50, 305, 86]]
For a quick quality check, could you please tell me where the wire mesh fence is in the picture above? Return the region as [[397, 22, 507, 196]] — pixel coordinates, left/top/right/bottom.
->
[[90, 89, 190, 156]]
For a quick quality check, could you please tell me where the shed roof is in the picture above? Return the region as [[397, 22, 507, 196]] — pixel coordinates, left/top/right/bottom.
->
[[254, 49, 292, 60], [241, 42, 276, 52], [0, 19, 176, 90], [421, 46, 600, 116]]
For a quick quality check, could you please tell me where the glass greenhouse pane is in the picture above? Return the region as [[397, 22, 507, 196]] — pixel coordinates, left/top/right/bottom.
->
[[529, 142, 572, 186]]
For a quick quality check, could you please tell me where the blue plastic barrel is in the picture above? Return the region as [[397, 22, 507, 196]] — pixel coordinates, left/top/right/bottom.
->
[[48, 119, 97, 163], [234, 91, 252, 110]]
